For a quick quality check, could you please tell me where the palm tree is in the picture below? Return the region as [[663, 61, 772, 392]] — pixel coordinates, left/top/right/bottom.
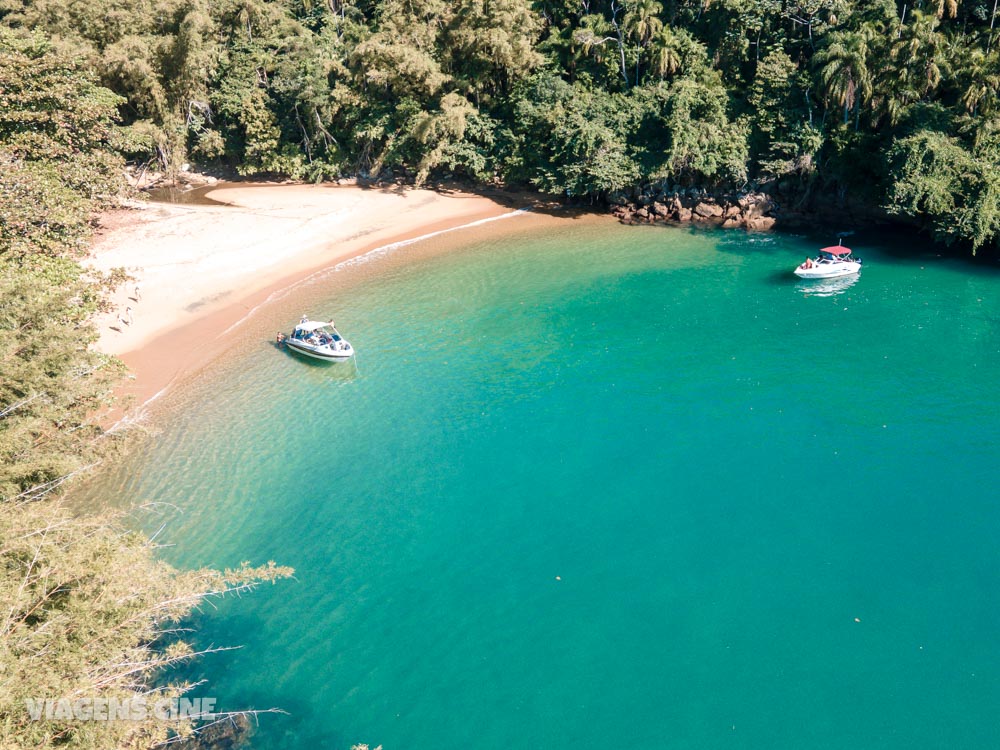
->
[[960, 49, 1000, 116], [814, 28, 876, 129], [874, 76, 921, 128], [573, 3, 629, 85], [930, 0, 959, 19], [891, 11, 944, 100], [650, 26, 683, 80], [624, 0, 664, 85], [625, 0, 663, 46]]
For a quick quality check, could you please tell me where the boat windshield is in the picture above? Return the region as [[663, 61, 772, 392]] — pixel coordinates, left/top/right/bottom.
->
[[293, 326, 343, 345]]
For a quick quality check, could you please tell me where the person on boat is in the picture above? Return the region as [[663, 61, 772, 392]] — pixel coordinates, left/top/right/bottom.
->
[[802, 257, 813, 269]]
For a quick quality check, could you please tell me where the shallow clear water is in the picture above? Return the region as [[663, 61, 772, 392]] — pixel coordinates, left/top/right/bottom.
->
[[91, 220, 1000, 749]]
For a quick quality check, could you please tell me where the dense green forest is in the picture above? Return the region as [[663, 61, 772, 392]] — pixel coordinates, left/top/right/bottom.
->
[[3, 0, 999, 251]]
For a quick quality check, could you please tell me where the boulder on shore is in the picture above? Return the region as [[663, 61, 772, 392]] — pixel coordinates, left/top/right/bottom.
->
[[746, 216, 776, 231], [694, 202, 724, 218], [610, 188, 777, 233]]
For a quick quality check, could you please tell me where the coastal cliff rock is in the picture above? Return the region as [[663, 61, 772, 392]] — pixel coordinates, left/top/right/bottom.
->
[[610, 187, 777, 233]]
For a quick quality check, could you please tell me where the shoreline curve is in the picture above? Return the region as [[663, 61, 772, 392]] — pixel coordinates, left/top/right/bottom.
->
[[86, 183, 562, 420]]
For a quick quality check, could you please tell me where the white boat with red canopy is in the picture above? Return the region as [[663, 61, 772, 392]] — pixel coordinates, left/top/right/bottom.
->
[[794, 243, 863, 279]]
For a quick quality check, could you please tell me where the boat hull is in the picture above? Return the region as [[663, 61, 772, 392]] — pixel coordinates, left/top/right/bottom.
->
[[284, 339, 354, 361], [794, 263, 861, 279]]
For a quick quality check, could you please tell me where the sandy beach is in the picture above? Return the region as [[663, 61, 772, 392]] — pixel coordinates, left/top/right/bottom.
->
[[87, 183, 539, 411]]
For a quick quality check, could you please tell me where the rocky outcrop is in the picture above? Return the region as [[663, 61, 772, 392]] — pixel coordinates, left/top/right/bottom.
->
[[693, 202, 724, 219], [746, 215, 776, 231], [609, 187, 778, 232]]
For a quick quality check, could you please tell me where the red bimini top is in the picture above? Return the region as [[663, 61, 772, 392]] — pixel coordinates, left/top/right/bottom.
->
[[820, 245, 852, 256]]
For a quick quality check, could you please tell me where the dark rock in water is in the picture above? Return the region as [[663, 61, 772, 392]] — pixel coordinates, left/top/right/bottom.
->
[[173, 714, 253, 750], [771, 209, 809, 226]]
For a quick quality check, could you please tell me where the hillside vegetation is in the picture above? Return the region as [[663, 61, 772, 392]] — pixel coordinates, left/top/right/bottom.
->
[[0, 30, 291, 750], [3, 0, 998, 251]]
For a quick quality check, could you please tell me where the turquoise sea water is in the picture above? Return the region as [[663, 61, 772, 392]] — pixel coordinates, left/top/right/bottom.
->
[[90, 219, 1000, 749]]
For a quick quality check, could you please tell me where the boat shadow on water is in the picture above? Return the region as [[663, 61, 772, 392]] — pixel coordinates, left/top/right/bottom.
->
[[270, 341, 359, 381], [761, 270, 860, 297]]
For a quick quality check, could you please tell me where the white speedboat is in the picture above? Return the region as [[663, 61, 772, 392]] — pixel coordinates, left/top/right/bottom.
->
[[279, 317, 354, 361], [794, 243, 863, 279]]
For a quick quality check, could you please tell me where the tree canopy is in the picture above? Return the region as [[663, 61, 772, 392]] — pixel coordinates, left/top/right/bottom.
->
[[3, 0, 997, 250]]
